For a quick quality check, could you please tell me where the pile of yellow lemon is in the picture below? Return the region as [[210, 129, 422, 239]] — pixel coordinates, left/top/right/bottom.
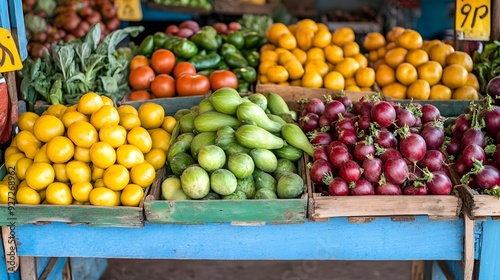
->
[[366, 27, 479, 100], [0, 93, 175, 206], [259, 19, 375, 91]]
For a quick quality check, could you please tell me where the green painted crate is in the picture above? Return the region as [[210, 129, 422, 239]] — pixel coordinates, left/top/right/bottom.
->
[[144, 157, 308, 225]]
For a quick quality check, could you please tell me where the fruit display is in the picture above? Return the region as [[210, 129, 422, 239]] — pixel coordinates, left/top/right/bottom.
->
[[134, 21, 263, 93], [0, 92, 176, 206], [160, 88, 312, 200], [299, 93, 454, 196], [151, 0, 212, 11], [23, 0, 121, 59], [20, 24, 142, 111], [260, 19, 375, 91], [445, 96, 500, 196], [366, 27, 480, 101]]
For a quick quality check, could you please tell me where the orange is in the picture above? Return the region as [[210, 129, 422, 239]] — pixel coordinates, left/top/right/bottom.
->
[[381, 82, 407, 99], [332, 27, 355, 46], [345, 85, 360, 91], [363, 32, 386, 51], [453, 86, 479, 100], [32, 144, 50, 163], [119, 113, 141, 131], [345, 77, 357, 87], [99, 125, 127, 148], [94, 178, 105, 189], [368, 50, 378, 62], [306, 48, 325, 62], [65, 104, 78, 112], [430, 84, 452, 100], [116, 145, 145, 169], [385, 42, 396, 51], [61, 111, 89, 129], [16, 187, 41, 205], [91, 165, 105, 181], [117, 105, 138, 117], [446, 51, 473, 72], [291, 48, 307, 65], [290, 79, 301, 87], [343, 42, 360, 57], [405, 49, 429, 67], [45, 104, 67, 118], [103, 164, 130, 191], [46, 182, 73, 205], [355, 67, 375, 88], [324, 71, 345, 90], [377, 47, 387, 59], [278, 82, 290, 86], [423, 39, 443, 54], [429, 43, 455, 67], [258, 60, 277, 76], [161, 116, 176, 134], [407, 79, 431, 100], [53, 163, 69, 183], [260, 50, 278, 63], [295, 27, 315, 51], [127, 127, 153, 154], [0, 183, 14, 204], [138, 103, 165, 129], [274, 48, 290, 55], [312, 29, 332, 48], [375, 64, 397, 87], [305, 60, 329, 77], [296, 19, 318, 32], [284, 60, 305, 80], [15, 131, 42, 159], [385, 47, 408, 69], [334, 57, 360, 79], [386, 27, 405, 43], [5, 152, 25, 174], [90, 105, 120, 131], [144, 148, 167, 170], [74, 146, 91, 163], [150, 128, 171, 151], [417, 61, 443, 86], [46, 136, 75, 164], [67, 121, 98, 148], [71, 181, 93, 202], [266, 23, 291, 45], [89, 141, 117, 169], [18, 112, 39, 132], [278, 51, 296, 65], [301, 72, 323, 88], [89, 187, 117, 206], [15, 157, 33, 181], [260, 75, 270, 84], [396, 29, 423, 50], [260, 44, 276, 52], [4, 146, 20, 158], [324, 45, 344, 64], [278, 33, 297, 50], [353, 53, 368, 68], [120, 184, 145, 207], [130, 162, 156, 187], [33, 115, 65, 143], [442, 64, 468, 89], [25, 162, 55, 191], [395, 63, 418, 86], [66, 160, 91, 184], [129, 55, 149, 71], [373, 59, 387, 70], [77, 92, 104, 115], [101, 95, 114, 107], [267, 65, 289, 83], [465, 73, 480, 90]]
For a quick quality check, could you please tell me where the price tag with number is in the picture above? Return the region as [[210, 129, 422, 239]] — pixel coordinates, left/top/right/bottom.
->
[[0, 28, 22, 73], [115, 0, 143, 21], [455, 0, 491, 41]]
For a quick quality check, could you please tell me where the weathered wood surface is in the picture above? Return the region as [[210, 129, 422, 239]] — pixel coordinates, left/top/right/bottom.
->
[[457, 185, 500, 219], [118, 94, 208, 116]]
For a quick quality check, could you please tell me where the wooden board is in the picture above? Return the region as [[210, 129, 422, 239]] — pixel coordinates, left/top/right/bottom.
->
[[213, 0, 277, 15], [304, 155, 462, 221], [118, 93, 209, 116], [0, 164, 151, 228], [383, 97, 484, 118], [456, 184, 500, 219], [147, 2, 212, 15], [144, 158, 308, 224]]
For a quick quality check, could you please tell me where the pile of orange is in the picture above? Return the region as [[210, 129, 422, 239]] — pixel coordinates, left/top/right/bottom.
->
[[366, 27, 479, 100], [260, 20, 375, 91], [0, 93, 176, 206]]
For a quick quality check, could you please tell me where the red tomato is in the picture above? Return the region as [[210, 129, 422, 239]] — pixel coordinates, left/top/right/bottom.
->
[[128, 90, 152, 101], [151, 74, 176, 98], [129, 66, 155, 90], [173, 62, 197, 79], [151, 49, 176, 74], [209, 70, 238, 91], [176, 74, 210, 96]]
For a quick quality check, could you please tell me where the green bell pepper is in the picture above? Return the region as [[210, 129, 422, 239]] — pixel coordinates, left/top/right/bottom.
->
[[224, 52, 248, 68], [233, 67, 257, 83], [237, 79, 250, 93], [227, 31, 245, 49], [215, 60, 229, 70], [153, 32, 168, 51], [241, 50, 260, 68], [197, 69, 215, 77], [220, 43, 239, 56], [201, 26, 217, 37], [243, 31, 260, 49], [164, 36, 181, 51], [215, 34, 223, 46], [189, 53, 222, 71], [191, 30, 219, 51], [137, 35, 154, 58], [173, 39, 199, 59]]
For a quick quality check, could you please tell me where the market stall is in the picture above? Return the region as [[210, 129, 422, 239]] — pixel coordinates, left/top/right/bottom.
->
[[2, 0, 500, 279]]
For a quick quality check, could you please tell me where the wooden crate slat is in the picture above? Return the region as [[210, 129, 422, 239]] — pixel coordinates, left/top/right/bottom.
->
[[457, 185, 500, 218]]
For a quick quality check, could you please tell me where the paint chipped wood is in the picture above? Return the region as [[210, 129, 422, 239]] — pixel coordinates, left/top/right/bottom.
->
[[457, 184, 500, 219]]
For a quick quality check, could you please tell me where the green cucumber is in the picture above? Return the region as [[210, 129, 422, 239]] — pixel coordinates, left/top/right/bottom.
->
[[198, 98, 215, 114], [190, 132, 217, 157], [209, 87, 245, 115], [253, 169, 277, 193], [267, 92, 291, 115], [266, 114, 287, 126], [236, 102, 282, 133], [249, 149, 278, 173], [170, 152, 196, 177], [215, 126, 236, 150], [167, 133, 195, 163], [281, 124, 314, 156], [247, 93, 268, 111], [273, 144, 304, 162], [235, 125, 284, 150], [179, 112, 198, 134], [194, 111, 241, 132]]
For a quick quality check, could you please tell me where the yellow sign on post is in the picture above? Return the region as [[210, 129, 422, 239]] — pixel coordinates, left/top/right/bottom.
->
[[115, 0, 143, 21], [455, 0, 491, 41], [0, 28, 22, 73]]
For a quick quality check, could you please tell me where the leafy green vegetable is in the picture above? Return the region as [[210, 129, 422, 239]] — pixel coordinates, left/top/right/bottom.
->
[[473, 41, 500, 93], [20, 23, 144, 110], [24, 14, 47, 34], [34, 0, 57, 16]]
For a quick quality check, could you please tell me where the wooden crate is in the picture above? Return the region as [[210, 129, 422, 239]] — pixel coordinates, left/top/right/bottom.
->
[[383, 97, 483, 118], [456, 185, 500, 220], [144, 157, 308, 225], [118, 94, 209, 116], [304, 155, 462, 222], [282, 0, 317, 17], [147, 2, 212, 15], [0, 164, 156, 227], [213, 0, 277, 15]]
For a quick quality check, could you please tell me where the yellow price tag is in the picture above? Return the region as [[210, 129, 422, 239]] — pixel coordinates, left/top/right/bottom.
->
[[0, 28, 22, 73], [115, 0, 143, 21], [455, 0, 491, 41]]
